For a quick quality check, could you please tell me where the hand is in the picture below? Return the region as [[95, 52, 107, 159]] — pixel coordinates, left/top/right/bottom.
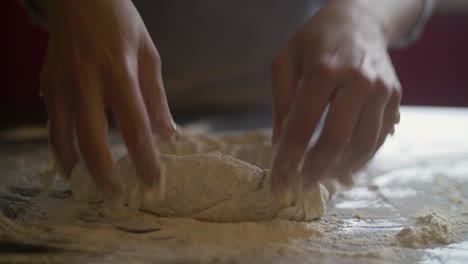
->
[[40, 0, 177, 196], [270, 0, 402, 194]]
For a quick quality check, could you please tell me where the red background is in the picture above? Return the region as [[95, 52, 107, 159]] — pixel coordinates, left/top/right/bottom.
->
[[2, 1, 467, 127]]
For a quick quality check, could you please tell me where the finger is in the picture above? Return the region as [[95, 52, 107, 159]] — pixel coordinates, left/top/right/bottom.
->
[[302, 78, 370, 190], [41, 71, 78, 176], [74, 65, 122, 196], [270, 72, 335, 195], [271, 48, 299, 144], [374, 89, 401, 153], [138, 39, 177, 139], [339, 82, 391, 173], [337, 169, 354, 186], [110, 58, 162, 189]]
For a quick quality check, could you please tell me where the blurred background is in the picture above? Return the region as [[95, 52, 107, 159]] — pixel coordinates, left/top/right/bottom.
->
[[1, 1, 467, 129]]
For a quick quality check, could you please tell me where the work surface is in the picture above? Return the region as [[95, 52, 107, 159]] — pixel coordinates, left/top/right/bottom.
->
[[0, 107, 467, 263]]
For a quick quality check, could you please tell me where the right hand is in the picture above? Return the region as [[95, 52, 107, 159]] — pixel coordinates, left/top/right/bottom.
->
[[270, 0, 402, 194], [39, 0, 177, 196]]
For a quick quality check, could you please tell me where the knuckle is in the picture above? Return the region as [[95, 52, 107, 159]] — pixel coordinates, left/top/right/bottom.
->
[[313, 62, 334, 78], [375, 75, 402, 98], [355, 70, 371, 83], [351, 71, 374, 93], [375, 81, 392, 99], [302, 62, 334, 84], [389, 89, 402, 106], [381, 86, 393, 99], [394, 86, 403, 99], [148, 48, 162, 66], [119, 55, 136, 72], [349, 67, 365, 78]]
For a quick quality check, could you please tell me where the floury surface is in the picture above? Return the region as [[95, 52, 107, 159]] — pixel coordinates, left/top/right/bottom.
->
[[0, 107, 467, 263]]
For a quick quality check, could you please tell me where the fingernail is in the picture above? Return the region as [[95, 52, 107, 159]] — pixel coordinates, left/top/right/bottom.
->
[[169, 124, 182, 143], [168, 118, 178, 133], [154, 113, 179, 139]]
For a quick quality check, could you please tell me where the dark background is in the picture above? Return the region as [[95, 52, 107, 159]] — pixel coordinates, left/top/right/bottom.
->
[[1, 1, 467, 128]]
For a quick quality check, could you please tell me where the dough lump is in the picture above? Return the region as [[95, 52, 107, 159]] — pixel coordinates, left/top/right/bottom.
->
[[70, 131, 329, 222]]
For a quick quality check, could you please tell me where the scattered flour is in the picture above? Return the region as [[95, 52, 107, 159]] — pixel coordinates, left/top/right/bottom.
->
[[2, 118, 468, 263], [396, 211, 457, 248]]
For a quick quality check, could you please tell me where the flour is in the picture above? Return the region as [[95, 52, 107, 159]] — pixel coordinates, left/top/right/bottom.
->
[[70, 131, 330, 222], [396, 211, 457, 248], [3, 111, 468, 263]]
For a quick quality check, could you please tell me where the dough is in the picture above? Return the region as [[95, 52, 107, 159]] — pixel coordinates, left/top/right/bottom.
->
[[70, 132, 329, 222]]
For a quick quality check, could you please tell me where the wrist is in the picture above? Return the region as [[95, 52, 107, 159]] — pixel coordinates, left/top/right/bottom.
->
[[323, 0, 425, 47], [321, 0, 389, 45]]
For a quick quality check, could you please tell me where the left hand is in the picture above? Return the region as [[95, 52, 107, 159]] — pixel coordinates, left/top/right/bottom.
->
[[270, 0, 402, 194], [39, 0, 177, 196]]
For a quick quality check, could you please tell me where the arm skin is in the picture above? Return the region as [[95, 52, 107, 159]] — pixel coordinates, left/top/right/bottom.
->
[[270, 0, 427, 195], [36, 0, 177, 198]]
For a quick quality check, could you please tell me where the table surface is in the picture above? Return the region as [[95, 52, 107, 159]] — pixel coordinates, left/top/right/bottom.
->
[[0, 106, 467, 263]]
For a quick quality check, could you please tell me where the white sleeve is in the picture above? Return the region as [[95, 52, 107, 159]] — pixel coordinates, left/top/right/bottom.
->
[[391, 0, 437, 48]]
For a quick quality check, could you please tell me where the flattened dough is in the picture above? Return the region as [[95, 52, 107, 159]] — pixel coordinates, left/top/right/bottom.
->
[[70, 132, 329, 222]]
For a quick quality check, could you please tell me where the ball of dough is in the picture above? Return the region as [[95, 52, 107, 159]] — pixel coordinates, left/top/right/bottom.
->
[[70, 132, 329, 222]]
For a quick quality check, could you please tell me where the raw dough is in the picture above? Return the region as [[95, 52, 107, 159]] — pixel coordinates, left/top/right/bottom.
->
[[70, 131, 329, 222]]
